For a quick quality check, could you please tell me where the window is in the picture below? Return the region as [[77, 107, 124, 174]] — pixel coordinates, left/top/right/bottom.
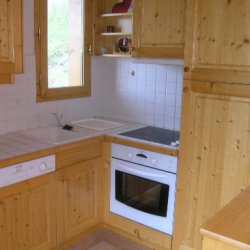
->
[[35, 0, 93, 101]]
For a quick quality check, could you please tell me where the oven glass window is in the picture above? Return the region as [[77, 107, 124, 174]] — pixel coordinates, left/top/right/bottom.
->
[[115, 170, 169, 217]]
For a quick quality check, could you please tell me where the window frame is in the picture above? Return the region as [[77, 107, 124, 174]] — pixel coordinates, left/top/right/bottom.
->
[[34, 0, 93, 102]]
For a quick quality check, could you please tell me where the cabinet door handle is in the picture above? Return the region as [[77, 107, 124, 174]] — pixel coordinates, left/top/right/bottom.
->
[[85, 45, 92, 55]]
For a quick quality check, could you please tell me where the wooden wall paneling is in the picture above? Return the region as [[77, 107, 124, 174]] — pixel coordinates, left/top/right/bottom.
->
[[0, 174, 56, 250], [184, 0, 250, 84], [56, 158, 102, 246], [132, 0, 186, 58], [172, 80, 250, 250]]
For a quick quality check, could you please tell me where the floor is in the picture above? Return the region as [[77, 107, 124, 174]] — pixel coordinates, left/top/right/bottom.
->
[[65, 228, 152, 250]]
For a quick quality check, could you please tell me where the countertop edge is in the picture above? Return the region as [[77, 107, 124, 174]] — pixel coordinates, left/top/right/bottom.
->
[[200, 186, 250, 249], [0, 133, 179, 168], [200, 229, 250, 250]]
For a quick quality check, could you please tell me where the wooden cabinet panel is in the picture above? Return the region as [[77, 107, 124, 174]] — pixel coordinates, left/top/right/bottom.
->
[[132, 0, 186, 58], [0, 0, 23, 83], [0, 0, 15, 74], [57, 138, 102, 169], [56, 158, 102, 245], [0, 174, 56, 250], [185, 0, 250, 84], [173, 81, 250, 250]]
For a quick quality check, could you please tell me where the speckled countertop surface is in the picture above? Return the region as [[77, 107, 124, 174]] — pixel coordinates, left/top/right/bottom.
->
[[0, 118, 179, 163], [0, 133, 53, 160]]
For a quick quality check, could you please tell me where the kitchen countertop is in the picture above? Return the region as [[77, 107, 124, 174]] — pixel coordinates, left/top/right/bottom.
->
[[0, 118, 179, 166], [200, 186, 250, 249]]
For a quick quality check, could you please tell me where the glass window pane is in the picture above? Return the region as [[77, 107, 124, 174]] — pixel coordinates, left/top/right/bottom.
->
[[47, 0, 84, 89]]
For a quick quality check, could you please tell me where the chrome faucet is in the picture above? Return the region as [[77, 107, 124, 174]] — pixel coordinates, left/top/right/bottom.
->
[[52, 112, 64, 127]]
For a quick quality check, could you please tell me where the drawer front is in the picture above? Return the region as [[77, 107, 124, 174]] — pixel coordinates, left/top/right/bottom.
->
[[57, 138, 102, 169]]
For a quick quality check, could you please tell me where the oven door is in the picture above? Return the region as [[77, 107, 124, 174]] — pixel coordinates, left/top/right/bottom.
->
[[110, 158, 176, 235]]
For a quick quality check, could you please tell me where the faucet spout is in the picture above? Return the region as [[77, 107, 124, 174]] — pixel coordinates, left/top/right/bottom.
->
[[52, 112, 64, 127]]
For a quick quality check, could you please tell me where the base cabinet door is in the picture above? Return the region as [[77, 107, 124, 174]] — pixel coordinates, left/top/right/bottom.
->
[[0, 174, 56, 250], [56, 158, 102, 245], [172, 80, 250, 250]]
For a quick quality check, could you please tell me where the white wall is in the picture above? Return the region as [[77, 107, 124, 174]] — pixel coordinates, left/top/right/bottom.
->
[[0, 0, 100, 135], [0, 0, 183, 135], [93, 57, 183, 131]]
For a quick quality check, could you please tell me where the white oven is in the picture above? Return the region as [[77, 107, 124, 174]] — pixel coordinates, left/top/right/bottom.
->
[[110, 143, 178, 235]]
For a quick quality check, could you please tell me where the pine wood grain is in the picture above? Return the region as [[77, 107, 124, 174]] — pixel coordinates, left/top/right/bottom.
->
[[184, 0, 250, 84], [172, 80, 250, 250], [201, 186, 250, 249], [56, 158, 102, 245], [0, 174, 56, 250], [132, 0, 186, 58]]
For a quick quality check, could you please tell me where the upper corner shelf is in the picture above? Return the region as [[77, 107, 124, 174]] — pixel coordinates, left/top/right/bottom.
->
[[100, 32, 132, 36], [100, 13, 133, 18]]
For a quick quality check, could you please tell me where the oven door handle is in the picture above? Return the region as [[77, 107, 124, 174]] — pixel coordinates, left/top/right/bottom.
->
[[120, 164, 168, 179]]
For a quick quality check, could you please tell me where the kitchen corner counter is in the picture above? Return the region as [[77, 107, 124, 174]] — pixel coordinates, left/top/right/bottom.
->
[[0, 131, 102, 168], [200, 186, 250, 250], [0, 119, 179, 168]]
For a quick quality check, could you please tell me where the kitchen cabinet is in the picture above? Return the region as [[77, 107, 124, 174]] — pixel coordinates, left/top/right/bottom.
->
[[132, 0, 186, 58], [172, 80, 250, 250], [184, 0, 250, 84], [94, 0, 186, 58], [0, 0, 23, 83], [94, 0, 133, 57], [0, 174, 56, 250], [56, 158, 102, 245]]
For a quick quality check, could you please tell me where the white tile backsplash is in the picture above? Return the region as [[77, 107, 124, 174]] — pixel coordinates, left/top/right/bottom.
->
[[0, 0, 184, 135], [93, 57, 183, 131]]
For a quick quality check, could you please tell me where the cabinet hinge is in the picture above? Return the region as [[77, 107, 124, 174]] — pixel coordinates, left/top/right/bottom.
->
[[37, 27, 41, 43]]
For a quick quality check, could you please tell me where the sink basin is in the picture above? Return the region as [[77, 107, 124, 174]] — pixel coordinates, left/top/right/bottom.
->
[[23, 126, 95, 144], [71, 118, 122, 131]]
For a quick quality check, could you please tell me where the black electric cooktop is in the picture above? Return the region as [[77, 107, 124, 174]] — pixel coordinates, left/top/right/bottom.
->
[[119, 126, 180, 147]]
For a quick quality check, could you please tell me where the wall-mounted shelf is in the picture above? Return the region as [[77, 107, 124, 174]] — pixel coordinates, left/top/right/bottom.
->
[[94, 0, 133, 58], [102, 54, 132, 58], [101, 13, 133, 18], [100, 32, 132, 36]]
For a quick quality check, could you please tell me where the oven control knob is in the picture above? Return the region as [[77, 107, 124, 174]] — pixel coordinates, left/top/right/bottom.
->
[[39, 162, 47, 172], [151, 158, 157, 165], [127, 153, 133, 158]]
